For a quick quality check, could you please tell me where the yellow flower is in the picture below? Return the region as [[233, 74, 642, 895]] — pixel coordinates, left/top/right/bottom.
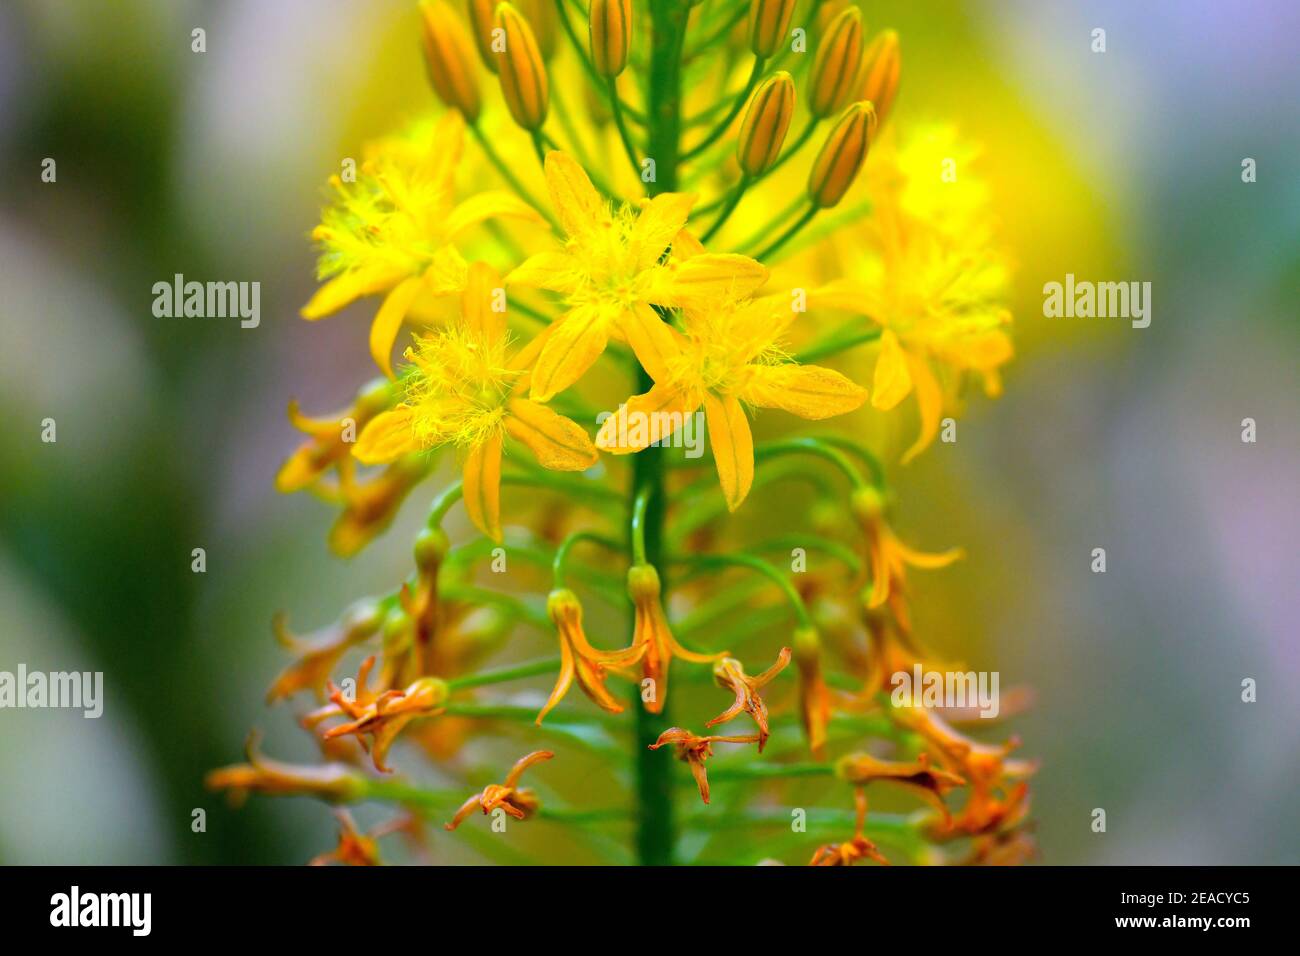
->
[[353, 263, 598, 541], [302, 113, 542, 377], [506, 151, 769, 401], [814, 125, 1013, 462], [596, 296, 868, 510]]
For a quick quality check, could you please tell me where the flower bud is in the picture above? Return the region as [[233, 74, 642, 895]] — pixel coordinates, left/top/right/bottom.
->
[[748, 0, 797, 59], [737, 71, 795, 177], [495, 2, 549, 130], [466, 0, 498, 72], [859, 29, 900, 127], [420, 0, 482, 121], [517, 0, 558, 60], [808, 6, 864, 119], [807, 101, 874, 209], [589, 0, 632, 78]]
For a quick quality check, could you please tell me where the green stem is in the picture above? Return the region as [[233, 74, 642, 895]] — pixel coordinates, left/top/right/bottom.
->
[[609, 77, 642, 177], [630, 0, 690, 867], [756, 204, 817, 261], [681, 56, 765, 161], [446, 657, 560, 691], [676, 552, 814, 628], [700, 176, 750, 243]]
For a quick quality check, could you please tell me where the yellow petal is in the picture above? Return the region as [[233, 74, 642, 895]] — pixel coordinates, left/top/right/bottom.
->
[[370, 277, 424, 378], [504, 250, 581, 293], [301, 266, 402, 320], [651, 253, 769, 307], [354, 408, 419, 465], [595, 384, 696, 454], [445, 190, 541, 236], [901, 353, 944, 465], [544, 152, 605, 240], [422, 244, 470, 295], [618, 304, 686, 382], [703, 393, 754, 511], [506, 398, 598, 470], [529, 304, 612, 401], [871, 329, 912, 410], [462, 431, 504, 541], [727, 296, 796, 361], [275, 446, 323, 493], [740, 363, 868, 420], [462, 261, 506, 345], [895, 539, 964, 569], [630, 192, 696, 270], [810, 278, 879, 315]]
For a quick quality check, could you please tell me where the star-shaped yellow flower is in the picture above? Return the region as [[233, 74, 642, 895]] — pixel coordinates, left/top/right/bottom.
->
[[505, 151, 770, 401], [302, 112, 542, 377], [596, 296, 868, 510], [352, 262, 598, 540]]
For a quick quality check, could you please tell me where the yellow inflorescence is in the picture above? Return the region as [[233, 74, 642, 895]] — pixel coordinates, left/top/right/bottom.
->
[[223, 0, 1032, 869]]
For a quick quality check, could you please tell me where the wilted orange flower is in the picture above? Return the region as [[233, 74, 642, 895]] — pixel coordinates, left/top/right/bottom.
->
[[649, 727, 760, 805], [537, 588, 645, 723], [851, 485, 962, 620], [835, 750, 965, 825], [809, 787, 890, 866], [266, 601, 386, 704], [276, 379, 395, 493], [328, 454, 432, 556], [309, 809, 383, 866], [793, 627, 832, 758], [445, 750, 554, 830], [706, 646, 791, 751], [206, 732, 364, 805], [892, 707, 1037, 838], [312, 656, 449, 772], [628, 562, 726, 714]]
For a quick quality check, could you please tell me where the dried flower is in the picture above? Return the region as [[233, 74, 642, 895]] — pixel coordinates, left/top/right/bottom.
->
[[706, 646, 791, 751], [649, 728, 760, 805], [445, 750, 554, 829]]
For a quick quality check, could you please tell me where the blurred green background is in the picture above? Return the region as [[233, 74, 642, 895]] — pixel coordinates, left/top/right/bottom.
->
[[0, 0, 1296, 864]]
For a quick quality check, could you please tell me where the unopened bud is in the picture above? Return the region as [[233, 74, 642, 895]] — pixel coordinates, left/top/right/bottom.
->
[[495, 2, 550, 130], [466, 0, 498, 72], [627, 562, 662, 603], [859, 29, 900, 127], [748, 0, 797, 59], [589, 0, 632, 78], [517, 0, 559, 60], [808, 6, 864, 118], [420, 0, 482, 121], [807, 101, 873, 208], [737, 71, 795, 177]]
